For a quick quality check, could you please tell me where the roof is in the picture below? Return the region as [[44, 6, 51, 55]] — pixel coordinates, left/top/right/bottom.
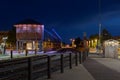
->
[[104, 39, 119, 43], [15, 19, 43, 25]]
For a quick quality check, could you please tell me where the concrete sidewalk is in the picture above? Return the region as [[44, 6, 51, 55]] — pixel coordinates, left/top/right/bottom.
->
[[47, 64, 95, 80], [83, 57, 120, 80]]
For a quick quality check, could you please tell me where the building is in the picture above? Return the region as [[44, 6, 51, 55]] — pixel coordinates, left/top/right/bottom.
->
[[0, 31, 9, 43], [14, 19, 44, 51], [14, 19, 61, 51]]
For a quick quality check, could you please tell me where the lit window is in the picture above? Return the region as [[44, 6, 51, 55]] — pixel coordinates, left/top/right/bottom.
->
[[36, 27, 41, 32], [23, 25, 27, 30], [16, 28, 20, 33]]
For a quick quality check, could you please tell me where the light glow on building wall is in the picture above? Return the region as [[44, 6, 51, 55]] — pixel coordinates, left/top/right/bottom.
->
[[27, 42, 32, 50], [14, 19, 44, 51], [15, 24, 44, 40], [88, 38, 98, 48]]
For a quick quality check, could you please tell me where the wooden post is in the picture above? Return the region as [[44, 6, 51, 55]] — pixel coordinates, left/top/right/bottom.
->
[[75, 53, 78, 66], [47, 56, 51, 79], [35, 49, 37, 55], [83, 51, 86, 62], [60, 54, 64, 73], [79, 52, 82, 64], [10, 50, 13, 59], [85, 51, 88, 59], [26, 50, 28, 56], [69, 53, 72, 69], [82, 51, 85, 62], [84, 51, 87, 60], [28, 57, 32, 80]]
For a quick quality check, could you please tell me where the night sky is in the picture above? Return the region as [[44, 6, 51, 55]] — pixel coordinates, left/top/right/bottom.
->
[[0, 0, 120, 43]]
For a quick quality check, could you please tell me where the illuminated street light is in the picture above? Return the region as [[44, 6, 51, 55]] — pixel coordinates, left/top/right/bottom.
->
[[70, 38, 76, 48]]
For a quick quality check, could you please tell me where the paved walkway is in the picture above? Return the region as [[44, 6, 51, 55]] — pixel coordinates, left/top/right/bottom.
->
[[39, 53, 120, 80], [83, 54, 120, 80], [48, 64, 95, 80]]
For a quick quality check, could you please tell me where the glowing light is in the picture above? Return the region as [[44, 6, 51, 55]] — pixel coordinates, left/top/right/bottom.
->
[[66, 44, 70, 48], [23, 26, 27, 30], [37, 27, 41, 32], [27, 43, 32, 50], [95, 39, 97, 42]]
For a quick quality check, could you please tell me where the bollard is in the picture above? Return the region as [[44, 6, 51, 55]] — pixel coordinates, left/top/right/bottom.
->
[[69, 53, 72, 69], [75, 53, 78, 66], [60, 54, 64, 73], [10, 50, 13, 59], [47, 56, 51, 79], [28, 58, 32, 80]]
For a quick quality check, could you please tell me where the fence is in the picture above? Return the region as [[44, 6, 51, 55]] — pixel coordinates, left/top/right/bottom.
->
[[0, 49, 88, 80]]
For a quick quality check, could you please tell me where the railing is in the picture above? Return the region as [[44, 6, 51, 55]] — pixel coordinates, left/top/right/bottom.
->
[[0, 49, 88, 80]]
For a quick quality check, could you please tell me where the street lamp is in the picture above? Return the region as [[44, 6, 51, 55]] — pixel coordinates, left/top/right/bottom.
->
[[98, 23, 101, 46], [70, 38, 76, 48], [98, 0, 102, 53]]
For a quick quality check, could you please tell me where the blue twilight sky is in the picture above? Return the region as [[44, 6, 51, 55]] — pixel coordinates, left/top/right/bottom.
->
[[0, 0, 120, 43]]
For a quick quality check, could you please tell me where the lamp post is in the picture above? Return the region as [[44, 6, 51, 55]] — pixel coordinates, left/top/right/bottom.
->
[[98, 0, 102, 53], [98, 23, 101, 47]]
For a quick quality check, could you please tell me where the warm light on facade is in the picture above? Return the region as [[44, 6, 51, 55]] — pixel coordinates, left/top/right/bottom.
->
[[89, 39, 98, 48], [26, 42, 32, 50], [70, 38, 76, 48], [95, 39, 97, 43]]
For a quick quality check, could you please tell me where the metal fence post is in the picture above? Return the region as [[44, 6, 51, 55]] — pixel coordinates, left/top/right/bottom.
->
[[69, 53, 72, 69], [47, 56, 51, 79], [60, 54, 64, 73], [28, 57, 32, 80]]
